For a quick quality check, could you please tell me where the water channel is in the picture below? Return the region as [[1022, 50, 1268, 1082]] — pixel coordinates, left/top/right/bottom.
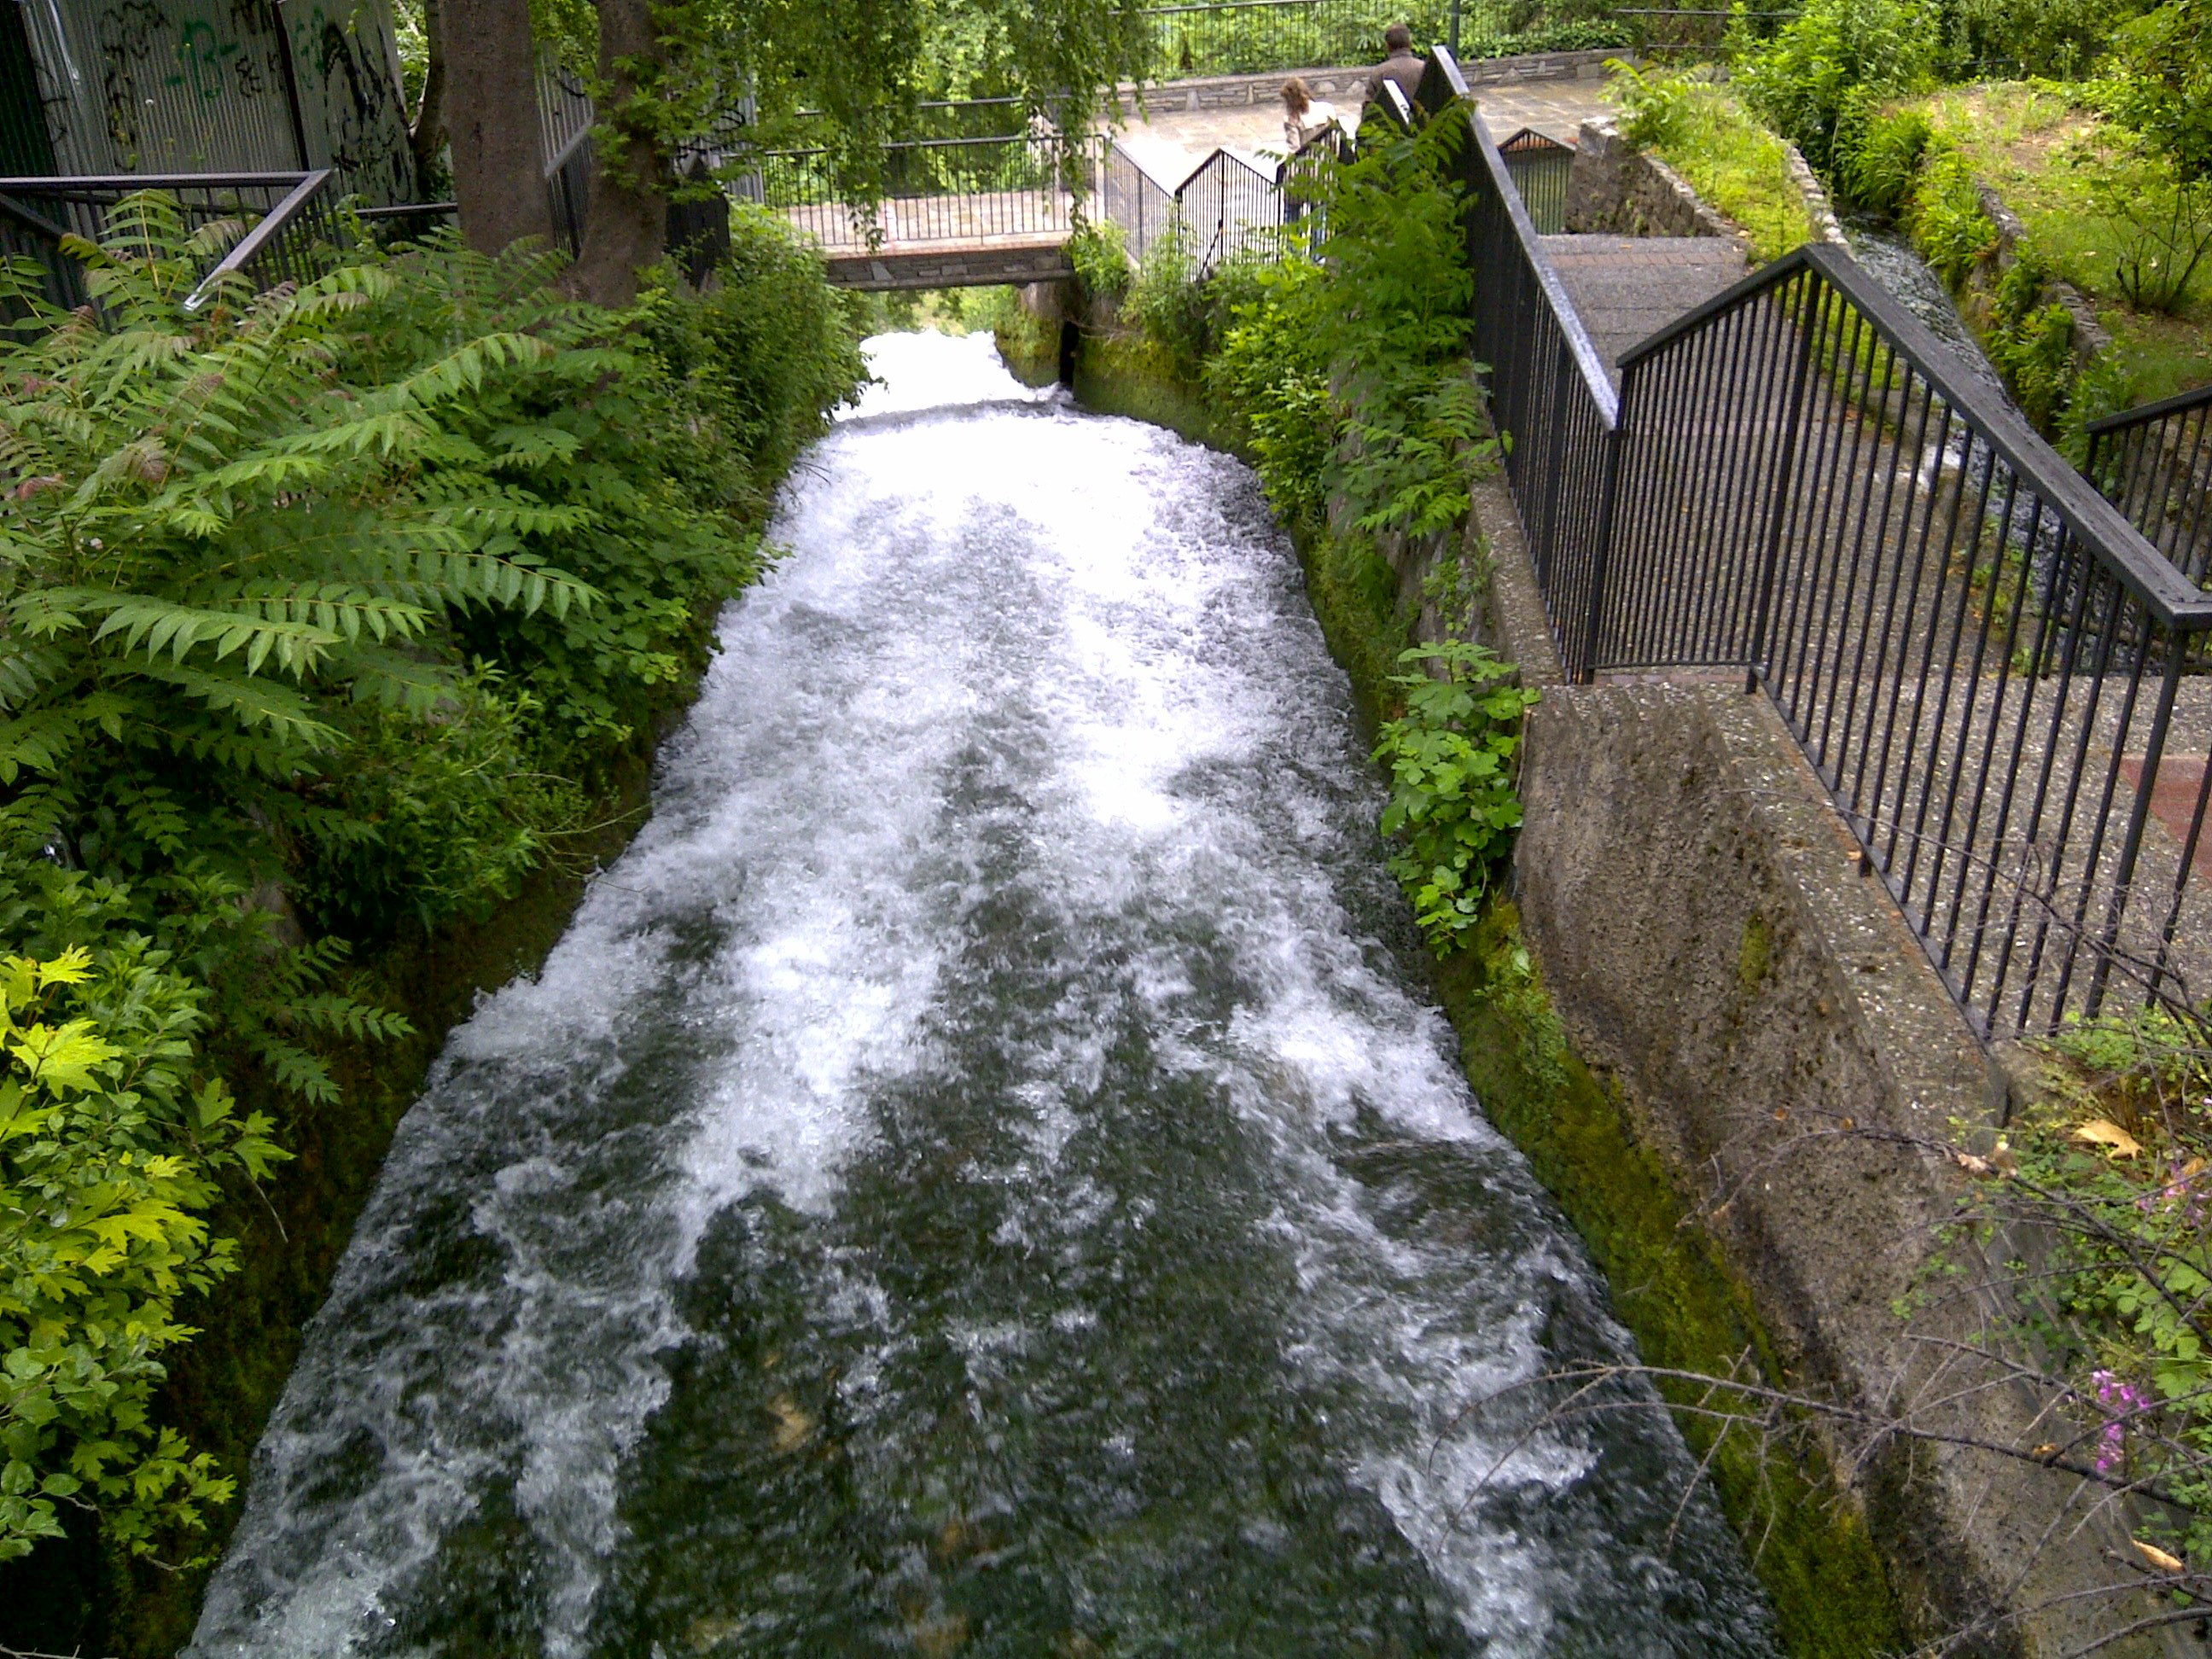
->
[[188, 330, 1781, 1658]]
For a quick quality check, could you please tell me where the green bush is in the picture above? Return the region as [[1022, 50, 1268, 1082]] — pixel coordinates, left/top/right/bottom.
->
[[0, 195, 863, 1569], [2097, 0, 2212, 181], [0, 874, 285, 1566], [1068, 219, 1132, 304], [1371, 642, 1540, 952], [1935, 0, 2137, 79], [1732, 0, 1936, 178], [1841, 104, 1933, 216], [1907, 144, 2000, 283]]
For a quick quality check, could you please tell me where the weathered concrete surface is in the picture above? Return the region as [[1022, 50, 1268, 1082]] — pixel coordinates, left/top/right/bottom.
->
[[824, 238, 1075, 291], [1453, 456, 2192, 1651]]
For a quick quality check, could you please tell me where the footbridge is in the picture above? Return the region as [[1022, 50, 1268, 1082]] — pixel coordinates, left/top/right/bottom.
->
[[757, 59, 1610, 289]]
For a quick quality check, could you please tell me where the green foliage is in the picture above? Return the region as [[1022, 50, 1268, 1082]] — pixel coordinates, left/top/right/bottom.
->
[[1731, 0, 1936, 178], [0, 897, 284, 1565], [1935, 0, 2135, 79], [1207, 256, 1334, 527], [0, 196, 863, 1572], [1907, 144, 2000, 283], [1984, 261, 2079, 426], [2096, 0, 2212, 181], [293, 670, 586, 940], [1124, 219, 1214, 373], [2079, 146, 2212, 311], [1841, 105, 1933, 216], [1607, 64, 1819, 259], [1068, 219, 1131, 305], [1371, 643, 1540, 952]]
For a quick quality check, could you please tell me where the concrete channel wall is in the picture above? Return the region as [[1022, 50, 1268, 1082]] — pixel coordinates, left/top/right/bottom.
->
[[1383, 463, 2196, 1657]]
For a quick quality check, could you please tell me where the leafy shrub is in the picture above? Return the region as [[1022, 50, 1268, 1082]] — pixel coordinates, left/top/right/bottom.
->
[[0, 874, 284, 1565], [1371, 642, 1540, 952], [2081, 147, 2212, 311], [1732, 0, 1936, 178], [1934, 0, 2134, 79], [0, 196, 863, 1568], [292, 671, 586, 940], [1842, 105, 1934, 216], [1068, 219, 1131, 304], [1125, 218, 1214, 372], [1984, 259, 2080, 426], [2097, 0, 2212, 181], [1208, 255, 1334, 527], [1611, 58, 1703, 150], [1908, 145, 2001, 284]]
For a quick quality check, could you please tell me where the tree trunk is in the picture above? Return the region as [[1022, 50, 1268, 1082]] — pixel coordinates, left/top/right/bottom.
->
[[442, 0, 552, 253], [409, 0, 448, 195], [564, 0, 667, 307]]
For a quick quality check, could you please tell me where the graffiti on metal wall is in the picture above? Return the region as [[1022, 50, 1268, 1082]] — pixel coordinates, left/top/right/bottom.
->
[[291, 0, 412, 203], [93, 0, 294, 172], [36, 0, 410, 198]]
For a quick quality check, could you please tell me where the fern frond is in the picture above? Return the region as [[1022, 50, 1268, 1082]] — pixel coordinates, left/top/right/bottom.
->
[[88, 598, 341, 677], [127, 661, 337, 749]]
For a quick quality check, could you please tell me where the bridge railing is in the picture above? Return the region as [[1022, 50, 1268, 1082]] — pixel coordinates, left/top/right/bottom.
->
[[1417, 46, 2212, 1036], [2085, 382, 2212, 590], [0, 171, 340, 313], [754, 134, 1102, 250]]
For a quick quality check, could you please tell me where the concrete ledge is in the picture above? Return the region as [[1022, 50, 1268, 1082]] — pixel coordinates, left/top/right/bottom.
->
[[1118, 47, 1623, 118], [824, 242, 1074, 291]]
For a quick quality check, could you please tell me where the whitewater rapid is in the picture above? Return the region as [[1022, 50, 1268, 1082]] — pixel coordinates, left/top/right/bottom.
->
[[189, 329, 1777, 1658]]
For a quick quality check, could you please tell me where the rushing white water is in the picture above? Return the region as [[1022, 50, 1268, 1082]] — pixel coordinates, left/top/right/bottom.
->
[[189, 331, 1778, 1658]]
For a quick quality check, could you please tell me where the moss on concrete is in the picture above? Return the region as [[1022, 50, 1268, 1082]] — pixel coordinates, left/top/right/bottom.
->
[[1066, 324, 1909, 1657]]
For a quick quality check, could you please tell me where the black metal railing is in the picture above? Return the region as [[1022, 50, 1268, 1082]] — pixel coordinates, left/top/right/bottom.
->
[[1418, 46, 2212, 1037], [1103, 142, 1183, 265], [1444, 75, 1621, 683], [2086, 382, 2212, 589], [1145, 0, 1621, 77], [0, 171, 339, 311], [755, 134, 1102, 251], [1498, 126, 1572, 234]]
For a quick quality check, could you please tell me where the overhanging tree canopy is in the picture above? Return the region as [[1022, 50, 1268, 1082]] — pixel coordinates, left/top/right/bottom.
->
[[418, 0, 1154, 303]]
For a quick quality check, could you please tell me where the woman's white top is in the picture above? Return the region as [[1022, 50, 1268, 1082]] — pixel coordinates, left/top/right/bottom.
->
[[1284, 100, 1340, 151]]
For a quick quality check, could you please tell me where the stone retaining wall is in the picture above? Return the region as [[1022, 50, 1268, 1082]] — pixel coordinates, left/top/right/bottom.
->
[[1564, 114, 1848, 251], [1563, 115, 1743, 242], [1117, 46, 1618, 117]]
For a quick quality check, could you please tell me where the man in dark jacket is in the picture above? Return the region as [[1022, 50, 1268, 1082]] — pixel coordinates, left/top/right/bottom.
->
[[1368, 24, 1424, 108]]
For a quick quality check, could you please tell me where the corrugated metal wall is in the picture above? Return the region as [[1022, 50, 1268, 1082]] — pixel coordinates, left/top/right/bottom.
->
[[12, 0, 412, 202]]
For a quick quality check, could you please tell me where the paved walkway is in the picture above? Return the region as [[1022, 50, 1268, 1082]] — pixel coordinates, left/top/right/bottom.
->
[[1540, 233, 1748, 381], [1111, 73, 1611, 186]]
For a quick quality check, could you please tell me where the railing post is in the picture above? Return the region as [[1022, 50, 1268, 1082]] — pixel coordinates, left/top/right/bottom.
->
[[2085, 645, 2186, 1017], [1742, 258, 1826, 694], [1580, 381, 1628, 684]]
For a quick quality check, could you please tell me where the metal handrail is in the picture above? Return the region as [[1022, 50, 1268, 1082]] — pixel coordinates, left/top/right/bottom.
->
[[183, 170, 332, 311], [0, 171, 341, 313], [2085, 380, 2212, 439], [1418, 41, 2212, 1034], [1618, 247, 2212, 629]]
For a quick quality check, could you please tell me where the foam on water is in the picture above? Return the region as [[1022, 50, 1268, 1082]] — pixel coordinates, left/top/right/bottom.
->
[[189, 332, 1778, 1658]]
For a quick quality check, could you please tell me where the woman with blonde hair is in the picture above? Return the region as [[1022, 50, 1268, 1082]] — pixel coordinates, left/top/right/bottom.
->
[[1279, 77, 1339, 151]]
